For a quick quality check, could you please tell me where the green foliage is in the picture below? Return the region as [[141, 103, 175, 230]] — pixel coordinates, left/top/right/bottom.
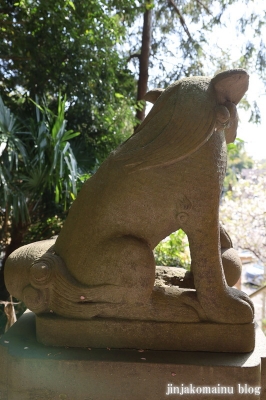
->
[[0, 0, 138, 167], [154, 229, 191, 269], [25, 95, 80, 207], [126, 0, 256, 89], [0, 95, 80, 264], [255, 159, 266, 169], [1, 0, 265, 170], [22, 215, 63, 244], [124, 0, 266, 129], [0, 96, 29, 224], [224, 139, 254, 192]]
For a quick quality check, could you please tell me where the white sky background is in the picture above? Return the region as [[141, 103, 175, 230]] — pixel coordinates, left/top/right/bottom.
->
[[140, 0, 266, 161], [237, 75, 266, 161], [210, 1, 266, 161]]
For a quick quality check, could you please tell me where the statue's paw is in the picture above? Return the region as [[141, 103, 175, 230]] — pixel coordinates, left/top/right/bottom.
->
[[222, 287, 254, 324], [235, 287, 254, 313], [202, 286, 254, 324]]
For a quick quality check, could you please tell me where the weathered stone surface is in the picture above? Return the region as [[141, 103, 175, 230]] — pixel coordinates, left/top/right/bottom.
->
[[0, 312, 265, 400], [155, 266, 195, 288], [36, 314, 255, 352], [4, 69, 255, 351]]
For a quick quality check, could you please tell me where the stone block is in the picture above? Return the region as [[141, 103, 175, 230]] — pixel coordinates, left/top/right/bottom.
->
[[36, 314, 255, 353], [0, 312, 265, 400]]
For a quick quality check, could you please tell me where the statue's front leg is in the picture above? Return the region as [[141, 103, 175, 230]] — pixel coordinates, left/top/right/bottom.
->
[[185, 214, 254, 324]]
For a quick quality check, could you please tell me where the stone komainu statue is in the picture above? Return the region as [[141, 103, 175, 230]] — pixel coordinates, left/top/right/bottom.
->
[[4, 69, 254, 351]]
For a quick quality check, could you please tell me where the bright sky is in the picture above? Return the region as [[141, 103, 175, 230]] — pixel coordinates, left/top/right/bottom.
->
[[210, 0, 266, 161], [154, 0, 266, 161], [237, 74, 266, 161]]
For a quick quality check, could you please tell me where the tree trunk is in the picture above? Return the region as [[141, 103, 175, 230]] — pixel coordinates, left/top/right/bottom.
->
[[135, 7, 152, 125]]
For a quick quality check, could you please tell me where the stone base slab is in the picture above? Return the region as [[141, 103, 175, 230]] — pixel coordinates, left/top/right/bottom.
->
[[36, 314, 255, 353], [0, 312, 265, 399]]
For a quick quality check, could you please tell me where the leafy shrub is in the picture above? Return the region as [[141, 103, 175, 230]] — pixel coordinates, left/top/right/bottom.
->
[[154, 229, 191, 269]]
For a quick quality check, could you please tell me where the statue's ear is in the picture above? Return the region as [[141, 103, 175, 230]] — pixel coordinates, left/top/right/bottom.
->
[[211, 69, 249, 105], [144, 88, 164, 104]]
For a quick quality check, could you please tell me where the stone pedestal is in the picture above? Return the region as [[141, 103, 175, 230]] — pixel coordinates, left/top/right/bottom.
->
[[0, 312, 265, 400], [36, 314, 255, 353]]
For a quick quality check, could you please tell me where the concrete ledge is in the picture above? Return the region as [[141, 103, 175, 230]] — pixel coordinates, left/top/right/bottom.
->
[[36, 314, 255, 353], [0, 312, 265, 399]]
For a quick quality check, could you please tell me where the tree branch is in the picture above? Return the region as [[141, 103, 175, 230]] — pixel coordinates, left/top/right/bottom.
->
[[127, 53, 141, 63], [135, 7, 152, 124], [167, 0, 192, 40], [195, 0, 212, 16]]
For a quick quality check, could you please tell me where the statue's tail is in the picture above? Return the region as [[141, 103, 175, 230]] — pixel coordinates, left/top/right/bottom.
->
[[4, 238, 124, 319]]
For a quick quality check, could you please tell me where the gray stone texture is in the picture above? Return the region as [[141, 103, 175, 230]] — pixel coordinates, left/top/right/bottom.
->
[[0, 312, 265, 400]]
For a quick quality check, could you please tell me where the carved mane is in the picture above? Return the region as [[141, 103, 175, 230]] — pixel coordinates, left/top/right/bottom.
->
[[114, 76, 217, 171]]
